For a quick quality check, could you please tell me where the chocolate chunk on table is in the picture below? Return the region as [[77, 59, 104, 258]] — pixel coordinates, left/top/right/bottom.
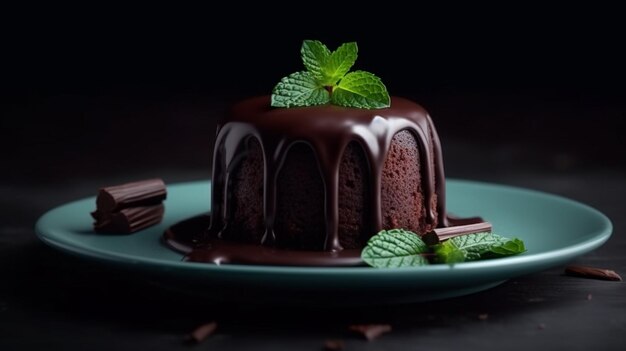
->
[[323, 339, 345, 350], [348, 324, 392, 341], [187, 321, 218, 343], [565, 265, 622, 281]]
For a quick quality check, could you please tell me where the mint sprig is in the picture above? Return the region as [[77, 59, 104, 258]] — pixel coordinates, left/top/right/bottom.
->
[[361, 230, 526, 268], [272, 40, 390, 109]]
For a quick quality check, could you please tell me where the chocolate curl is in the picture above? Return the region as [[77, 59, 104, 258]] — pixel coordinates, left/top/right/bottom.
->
[[348, 324, 392, 341], [324, 339, 345, 350], [187, 322, 218, 343], [92, 178, 167, 234], [96, 178, 166, 212], [94, 204, 164, 234], [565, 265, 622, 281], [422, 221, 492, 245]]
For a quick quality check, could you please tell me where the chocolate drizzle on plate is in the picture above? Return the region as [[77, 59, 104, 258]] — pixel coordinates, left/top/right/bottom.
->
[[162, 215, 364, 266]]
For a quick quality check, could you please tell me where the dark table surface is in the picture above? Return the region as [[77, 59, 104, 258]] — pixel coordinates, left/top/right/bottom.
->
[[1, 91, 625, 350]]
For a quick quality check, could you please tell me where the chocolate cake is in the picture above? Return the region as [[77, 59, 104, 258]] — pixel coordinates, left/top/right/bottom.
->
[[208, 95, 448, 252], [161, 40, 491, 266]]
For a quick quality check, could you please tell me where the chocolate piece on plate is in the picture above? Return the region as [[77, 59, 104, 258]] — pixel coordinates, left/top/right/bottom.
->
[[94, 204, 164, 234], [92, 178, 166, 234], [96, 178, 166, 212]]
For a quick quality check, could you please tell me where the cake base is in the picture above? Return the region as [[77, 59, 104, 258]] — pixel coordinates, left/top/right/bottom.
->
[[162, 214, 484, 267]]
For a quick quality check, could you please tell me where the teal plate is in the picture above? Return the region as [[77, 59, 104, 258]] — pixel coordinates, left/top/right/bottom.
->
[[35, 180, 612, 304]]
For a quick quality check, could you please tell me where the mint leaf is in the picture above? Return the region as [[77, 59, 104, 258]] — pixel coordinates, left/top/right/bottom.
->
[[331, 71, 391, 109], [361, 229, 430, 268], [271, 71, 330, 107], [432, 242, 467, 264], [434, 232, 525, 264], [361, 228, 526, 268], [301, 40, 331, 81], [319, 42, 358, 86], [486, 238, 526, 258]]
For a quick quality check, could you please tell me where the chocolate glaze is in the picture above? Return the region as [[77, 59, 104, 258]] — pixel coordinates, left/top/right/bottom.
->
[[163, 215, 364, 266], [163, 96, 483, 266]]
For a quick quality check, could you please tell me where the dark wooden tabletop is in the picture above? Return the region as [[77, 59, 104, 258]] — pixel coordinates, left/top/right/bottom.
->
[[1, 91, 625, 351]]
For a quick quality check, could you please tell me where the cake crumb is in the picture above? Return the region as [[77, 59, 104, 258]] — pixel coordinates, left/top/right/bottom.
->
[[587, 293, 593, 300], [324, 339, 345, 350], [564, 265, 622, 281], [349, 324, 392, 341], [187, 321, 217, 343], [478, 313, 489, 320]]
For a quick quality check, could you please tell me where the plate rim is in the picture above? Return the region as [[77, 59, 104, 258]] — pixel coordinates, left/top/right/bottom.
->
[[35, 179, 613, 276]]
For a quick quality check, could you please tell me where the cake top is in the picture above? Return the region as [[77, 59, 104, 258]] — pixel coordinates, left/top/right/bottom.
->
[[227, 95, 431, 136], [223, 95, 437, 176]]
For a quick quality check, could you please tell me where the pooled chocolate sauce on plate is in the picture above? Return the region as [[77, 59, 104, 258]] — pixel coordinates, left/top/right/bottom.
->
[[163, 215, 364, 266], [163, 214, 483, 266]]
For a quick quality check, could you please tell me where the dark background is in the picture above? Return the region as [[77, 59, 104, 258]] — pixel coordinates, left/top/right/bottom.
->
[[2, 5, 625, 184], [2, 6, 625, 350]]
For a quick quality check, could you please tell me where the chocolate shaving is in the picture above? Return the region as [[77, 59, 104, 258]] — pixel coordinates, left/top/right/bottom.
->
[[92, 178, 167, 234], [564, 265, 622, 281], [324, 339, 345, 350], [94, 204, 164, 233], [96, 178, 166, 212], [188, 321, 217, 343], [348, 324, 392, 341], [423, 221, 492, 245]]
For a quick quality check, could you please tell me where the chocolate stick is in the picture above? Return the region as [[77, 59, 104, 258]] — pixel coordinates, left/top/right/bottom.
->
[[92, 178, 167, 234], [348, 324, 392, 341], [434, 221, 492, 239], [187, 321, 218, 343], [564, 265, 622, 281], [422, 222, 492, 245], [94, 204, 165, 234], [96, 178, 166, 212]]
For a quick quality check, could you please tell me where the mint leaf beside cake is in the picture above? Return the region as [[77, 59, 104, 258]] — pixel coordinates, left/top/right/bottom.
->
[[361, 229, 431, 268], [362, 225, 526, 268]]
